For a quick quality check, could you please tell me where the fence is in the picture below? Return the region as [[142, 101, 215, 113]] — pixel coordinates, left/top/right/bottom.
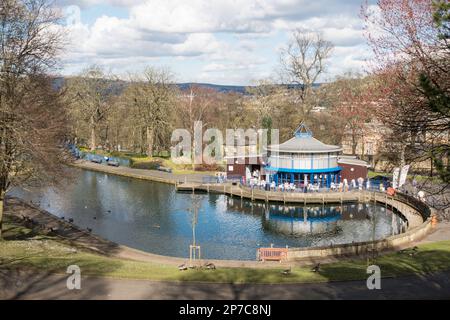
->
[[394, 191, 432, 220]]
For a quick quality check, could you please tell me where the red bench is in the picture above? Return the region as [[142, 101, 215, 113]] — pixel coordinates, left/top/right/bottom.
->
[[258, 248, 288, 262]]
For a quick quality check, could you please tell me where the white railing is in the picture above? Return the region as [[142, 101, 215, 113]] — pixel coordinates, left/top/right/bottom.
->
[[268, 155, 338, 170]]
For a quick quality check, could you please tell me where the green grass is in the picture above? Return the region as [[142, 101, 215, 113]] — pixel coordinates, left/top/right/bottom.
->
[[129, 155, 222, 175], [368, 171, 391, 179], [367, 170, 444, 185], [2, 238, 450, 283], [2, 217, 450, 283]]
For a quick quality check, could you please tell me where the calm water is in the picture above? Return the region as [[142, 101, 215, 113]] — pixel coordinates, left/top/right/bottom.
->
[[11, 169, 406, 260]]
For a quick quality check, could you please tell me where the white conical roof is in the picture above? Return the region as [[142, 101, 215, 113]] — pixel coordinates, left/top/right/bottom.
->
[[266, 123, 342, 154]]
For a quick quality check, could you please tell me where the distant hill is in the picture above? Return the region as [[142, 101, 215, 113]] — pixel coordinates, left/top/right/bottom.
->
[[52, 77, 321, 95], [177, 82, 322, 93], [177, 83, 247, 94]]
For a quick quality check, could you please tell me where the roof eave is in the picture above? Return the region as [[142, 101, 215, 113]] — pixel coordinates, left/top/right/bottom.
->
[[266, 147, 342, 153]]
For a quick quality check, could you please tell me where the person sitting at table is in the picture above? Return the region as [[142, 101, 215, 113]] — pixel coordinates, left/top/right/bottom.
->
[[270, 181, 276, 191], [260, 179, 266, 189]]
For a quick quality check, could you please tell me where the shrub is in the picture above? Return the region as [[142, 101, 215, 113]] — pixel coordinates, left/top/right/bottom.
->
[[195, 163, 224, 172], [130, 161, 161, 170]]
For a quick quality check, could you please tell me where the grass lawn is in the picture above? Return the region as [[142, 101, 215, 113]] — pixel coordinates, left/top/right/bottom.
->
[[131, 155, 218, 175], [368, 171, 391, 179], [1, 217, 450, 284], [368, 171, 442, 184]]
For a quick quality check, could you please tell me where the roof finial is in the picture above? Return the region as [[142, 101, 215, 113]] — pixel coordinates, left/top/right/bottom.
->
[[294, 121, 313, 138]]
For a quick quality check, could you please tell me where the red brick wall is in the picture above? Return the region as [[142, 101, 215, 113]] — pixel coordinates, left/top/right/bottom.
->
[[226, 162, 246, 178], [339, 163, 368, 181], [226, 157, 264, 180]]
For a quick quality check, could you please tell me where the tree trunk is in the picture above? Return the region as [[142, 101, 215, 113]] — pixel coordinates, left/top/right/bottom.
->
[[192, 138, 196, 171], [399, 144, 406, 168], [0, 190, 5, 239], [146, 126, 154, 157], [90, 119, 96, 151], [351, 131, 357, 155]]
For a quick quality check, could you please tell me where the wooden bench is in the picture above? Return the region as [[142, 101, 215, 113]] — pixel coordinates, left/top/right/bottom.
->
[[258, 247, 288, 262]]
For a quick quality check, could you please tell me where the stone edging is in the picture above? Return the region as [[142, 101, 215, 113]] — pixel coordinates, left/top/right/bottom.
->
[[68, 162, 435, 262], [287, 196, 434, 260]]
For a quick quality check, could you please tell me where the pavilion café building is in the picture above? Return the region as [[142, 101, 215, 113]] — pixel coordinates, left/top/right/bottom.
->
[[264, 124, 343, 187]]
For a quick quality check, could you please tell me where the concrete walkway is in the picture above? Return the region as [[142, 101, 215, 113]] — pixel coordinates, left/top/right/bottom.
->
[[416, 221, 450, 243], [72, 160, 213, 184], [1, 269, 449, 299]]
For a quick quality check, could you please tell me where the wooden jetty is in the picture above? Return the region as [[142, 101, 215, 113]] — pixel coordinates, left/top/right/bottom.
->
[[175, 182, 391, 205]]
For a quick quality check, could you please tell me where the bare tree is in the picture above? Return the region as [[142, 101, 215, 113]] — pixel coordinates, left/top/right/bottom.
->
[[0, 0, 67, 238], [176, 85, 217, 169], [124, 67, 175, 156], [65, 66, 117, 151], [280, 29, 334, 117], [245, 80, 279, 127]]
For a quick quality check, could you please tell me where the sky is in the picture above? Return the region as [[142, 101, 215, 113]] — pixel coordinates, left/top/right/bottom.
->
[[56, 0, 377, 85]]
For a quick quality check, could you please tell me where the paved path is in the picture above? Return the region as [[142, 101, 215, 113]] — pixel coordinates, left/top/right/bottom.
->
[[72, 160, 213, 184], [1, 269, 449, 299], [418, 221, 450, 243]]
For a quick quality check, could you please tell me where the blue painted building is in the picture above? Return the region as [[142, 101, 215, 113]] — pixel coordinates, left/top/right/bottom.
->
[[265, 123, 342, 187]]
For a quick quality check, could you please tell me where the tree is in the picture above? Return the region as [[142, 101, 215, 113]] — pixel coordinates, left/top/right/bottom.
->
[[329, 74, 376, 157], [65, 66, 117, 151], [419, 1, 450, 182], [124, 67, 175, 156], [245, 80, 279, 128], [280, 29, 334, 118], [0, 0, 66, 238], [176, 85, 216, 169], [363, 0, 450, 183]]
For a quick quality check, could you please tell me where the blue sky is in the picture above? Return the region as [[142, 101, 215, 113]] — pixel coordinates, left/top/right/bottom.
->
[[56, 0, 376, 85]]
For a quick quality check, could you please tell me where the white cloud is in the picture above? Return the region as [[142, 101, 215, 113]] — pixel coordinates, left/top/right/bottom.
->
[[57, 0, 374, 84]]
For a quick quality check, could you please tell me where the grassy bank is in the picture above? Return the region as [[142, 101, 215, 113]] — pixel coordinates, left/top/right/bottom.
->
[[368, 170, 442, 183], [1, 216, 450, 284], [81, 148, 221, 175]]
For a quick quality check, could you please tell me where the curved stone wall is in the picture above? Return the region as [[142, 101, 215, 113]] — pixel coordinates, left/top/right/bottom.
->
[[287, 192, 434, 261]]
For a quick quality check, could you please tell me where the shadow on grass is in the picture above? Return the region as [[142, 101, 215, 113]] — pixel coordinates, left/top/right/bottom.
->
[[0, 198, 127, 300], [4, 197, 123, 257], [0, 245, 126, 299], [160, 246, 450, 299]]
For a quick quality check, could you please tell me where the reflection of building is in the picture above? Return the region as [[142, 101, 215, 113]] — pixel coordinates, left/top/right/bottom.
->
[[263, 205, 341, 236], [225, 197, 371, 237]]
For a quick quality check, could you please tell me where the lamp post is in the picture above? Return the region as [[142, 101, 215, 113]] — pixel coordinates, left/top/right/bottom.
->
[[188, 193, 202, 267]]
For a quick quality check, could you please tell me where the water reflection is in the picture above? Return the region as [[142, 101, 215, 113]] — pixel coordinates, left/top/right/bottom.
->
[[10, 169, 406, 260], [225, 197, 406, 248]]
